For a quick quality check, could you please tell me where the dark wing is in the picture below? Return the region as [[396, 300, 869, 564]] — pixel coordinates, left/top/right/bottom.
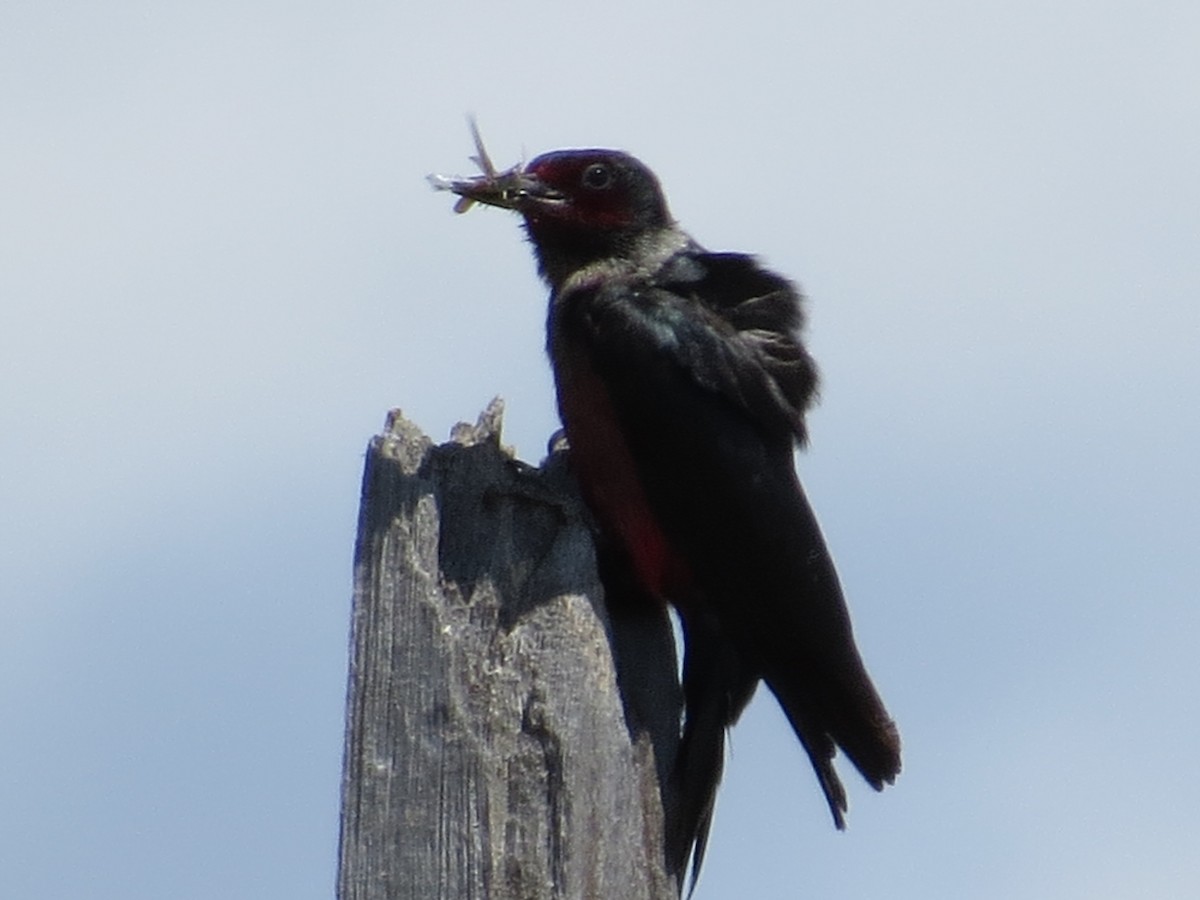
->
[[655, 251, 819, 444], [557, 267, 900, 877]]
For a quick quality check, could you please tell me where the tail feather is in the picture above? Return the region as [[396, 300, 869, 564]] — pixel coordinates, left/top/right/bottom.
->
[[668, 601, 901, 887], [669, 612, 758, 893], [765, 657, 901, 828]]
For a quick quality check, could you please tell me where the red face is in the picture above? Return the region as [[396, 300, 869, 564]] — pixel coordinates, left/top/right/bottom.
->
[[519, 150, 670, 233]]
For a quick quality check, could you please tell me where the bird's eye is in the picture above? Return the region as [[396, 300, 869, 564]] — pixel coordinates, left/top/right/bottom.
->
[[581, 163, 613, 190]]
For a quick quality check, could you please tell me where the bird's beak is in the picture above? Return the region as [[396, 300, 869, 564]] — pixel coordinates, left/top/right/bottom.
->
[[429, 167, 563, 215], [431, 120, 570, 214], [428, 166, 524, 212]]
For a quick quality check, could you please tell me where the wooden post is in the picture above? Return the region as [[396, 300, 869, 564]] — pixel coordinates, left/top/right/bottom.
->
[[338, 401, 683, 900]]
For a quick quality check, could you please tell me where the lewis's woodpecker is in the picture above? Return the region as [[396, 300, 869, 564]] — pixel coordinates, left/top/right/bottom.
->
[[433, 133, 900, 885]]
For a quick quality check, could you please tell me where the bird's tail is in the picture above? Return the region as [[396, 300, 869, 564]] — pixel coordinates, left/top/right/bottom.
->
[[668, 611, 759, 894], [764, 642, 901, 829]]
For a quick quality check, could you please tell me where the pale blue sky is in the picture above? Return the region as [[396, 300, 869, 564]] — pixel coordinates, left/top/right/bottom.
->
[[3, 2, 1198, 898]]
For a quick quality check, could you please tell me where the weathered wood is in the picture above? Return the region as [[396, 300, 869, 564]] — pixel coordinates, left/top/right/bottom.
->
[[338, 400, 682, 900]]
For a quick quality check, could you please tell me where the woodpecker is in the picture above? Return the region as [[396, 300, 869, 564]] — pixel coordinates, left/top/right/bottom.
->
[[433, 132, 900, 888]]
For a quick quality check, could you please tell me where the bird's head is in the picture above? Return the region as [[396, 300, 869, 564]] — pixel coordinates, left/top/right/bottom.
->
[[433, 137, 675, 287], [507, 150, 671, 234]]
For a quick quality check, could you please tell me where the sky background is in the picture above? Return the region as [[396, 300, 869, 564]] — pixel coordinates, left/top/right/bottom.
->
[[3, 2, 1198, 898]]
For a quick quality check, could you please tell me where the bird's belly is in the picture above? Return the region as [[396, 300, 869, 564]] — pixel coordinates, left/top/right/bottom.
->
[[554, 353, 690, 602]]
